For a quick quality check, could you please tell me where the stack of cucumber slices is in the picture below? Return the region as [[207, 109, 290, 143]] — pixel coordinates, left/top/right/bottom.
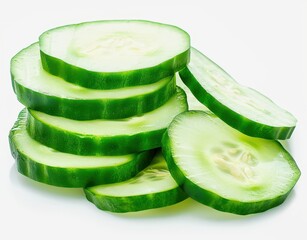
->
[[9, 20, 300, 215]]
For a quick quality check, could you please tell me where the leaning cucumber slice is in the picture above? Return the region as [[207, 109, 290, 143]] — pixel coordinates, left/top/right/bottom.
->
[[179, 47, 297, 139], [39, 20, 190, 89], [11, 43, 176, 120], [9, 109, 155, 188], [84, 150, 188, 213], [27, 87, 188, 156], [162, 111, 300, 215], [176, 73, 210, 111]]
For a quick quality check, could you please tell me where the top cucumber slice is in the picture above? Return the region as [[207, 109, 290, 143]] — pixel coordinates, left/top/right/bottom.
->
[[162, 110, 301, 215], [179, 47, 297, 139], [39, 20, 190, 89], [11, 43, 176, 120], [84, 150, 187, 213]]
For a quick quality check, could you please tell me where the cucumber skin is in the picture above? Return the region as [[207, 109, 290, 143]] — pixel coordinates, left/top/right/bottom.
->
[[179, 68, 295, 140], [10, 145, 154, 188], [40, 49, 190, 90], [84, 187, 187, 213], [28, 113, 164, 156], [26, 88, 188, 156], [161, 118, 300, 215], [11, 69, 176, 120], [9, 112, 156, 187]]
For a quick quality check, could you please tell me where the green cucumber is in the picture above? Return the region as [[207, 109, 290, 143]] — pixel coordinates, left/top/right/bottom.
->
[[11, 43, 176, 120], [162, 111, 301, 215], [39, 20, 190, 89], [84, 150, 188, 212], [27, 87, 188, 156], [179, 47, 297, 139], [176, 73, 210, 111], [9, 109, 155, 188]]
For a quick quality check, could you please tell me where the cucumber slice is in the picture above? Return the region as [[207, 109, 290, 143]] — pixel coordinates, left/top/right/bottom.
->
[[11, 43, 176, 120], [176, 73, 210, 111], [39, 20, 190, 89], [162, 111, 301, 215], [9, 109, 155, 188], [84, 150, 188, 212], [27, 87, 188, 156], [179, 47, 297, 139]]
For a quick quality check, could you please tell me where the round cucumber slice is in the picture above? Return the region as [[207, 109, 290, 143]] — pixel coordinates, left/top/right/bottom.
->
[[9, 109, 155, 188], [11, 43, 176, 120], [27, 87, 188, 156], [162, 111, 301, 215], [179, 47, 297, 139], [39, 20, 190, 89], [84, 150, 188, 212]]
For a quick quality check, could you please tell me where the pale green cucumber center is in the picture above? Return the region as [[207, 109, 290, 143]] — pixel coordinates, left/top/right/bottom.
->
[[71, 31, 158, 59], [40, 21, 189, 72], [12, 43, 173, 99], [90, 152, 178, 196], [30, 89, 186, 136], [12, 115, 136, 168], [170, 112, 295, 202], [189, 48, 296, 127]]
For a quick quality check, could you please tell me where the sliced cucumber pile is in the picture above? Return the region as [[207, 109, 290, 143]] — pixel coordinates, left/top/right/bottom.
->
[[11, 43, 176, 120], [162, 111, 300, 215], [9, 109, 155, 187], [9, 20, 300, 216], [85, 150, 188, 212], [179, 47, 297, 139], [39, 20, 190, 89], [27, 87, 187, 156]]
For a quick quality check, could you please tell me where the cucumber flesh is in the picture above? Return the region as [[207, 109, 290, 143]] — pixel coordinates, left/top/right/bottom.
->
[[162, 111, 301, 215], [85, 150, 188, 212], [39, 20, 190, 89], [11, 43, 176, 120], [179, 47, 297, 139], [27, 87, 188, 156], [9, 109, 155, 188]]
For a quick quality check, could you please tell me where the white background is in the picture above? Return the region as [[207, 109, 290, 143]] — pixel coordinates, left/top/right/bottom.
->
[[0, 0, 306, 239]]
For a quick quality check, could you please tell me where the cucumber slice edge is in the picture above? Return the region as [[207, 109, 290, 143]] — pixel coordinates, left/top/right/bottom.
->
[[39, 20, 191, 89]]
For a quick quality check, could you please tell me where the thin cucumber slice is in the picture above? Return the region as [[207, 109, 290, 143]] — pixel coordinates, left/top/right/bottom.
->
[[11, 43, 176, 120], [176, 73, 210, 112], [162, 111, 301, 215], [84, 150, 188, 212], [179, 47, 297, 139], [39, 20, 190, 89], [9, 109, 155, 188], [27, 87, 188, 156]]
